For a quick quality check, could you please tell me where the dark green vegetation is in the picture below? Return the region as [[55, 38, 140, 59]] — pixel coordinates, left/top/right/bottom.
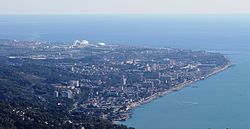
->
[[0, 57, 134, 129]]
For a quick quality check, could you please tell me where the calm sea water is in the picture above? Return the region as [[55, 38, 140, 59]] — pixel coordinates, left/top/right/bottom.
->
[[1, 14, 250, 129]]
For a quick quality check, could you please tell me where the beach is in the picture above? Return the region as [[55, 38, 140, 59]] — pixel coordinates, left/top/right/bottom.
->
[[124, 61, 232, 120]]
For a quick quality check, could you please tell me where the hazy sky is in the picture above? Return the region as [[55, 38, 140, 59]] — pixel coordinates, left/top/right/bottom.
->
[[0, 0, 250, 14]]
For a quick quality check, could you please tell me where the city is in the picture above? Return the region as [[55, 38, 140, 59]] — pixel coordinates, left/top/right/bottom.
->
[[0, 39, 231, 122]]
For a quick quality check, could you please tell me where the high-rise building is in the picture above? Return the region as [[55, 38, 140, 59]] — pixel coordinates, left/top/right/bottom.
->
[[122, 76, 127, 85], [146, 64, 152, 72], [54, 91, 59, 97], [67, 90, 73, 99], [62, 90, 73, 99]]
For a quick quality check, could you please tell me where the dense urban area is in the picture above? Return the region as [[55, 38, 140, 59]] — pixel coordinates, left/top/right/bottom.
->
[[0, 39, 231, 129]]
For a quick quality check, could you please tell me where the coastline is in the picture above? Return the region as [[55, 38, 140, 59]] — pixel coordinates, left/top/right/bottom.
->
[[122, 61, 232, 121]]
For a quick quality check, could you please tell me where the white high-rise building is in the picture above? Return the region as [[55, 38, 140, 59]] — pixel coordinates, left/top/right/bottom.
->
[[122, 76, 127, 85]]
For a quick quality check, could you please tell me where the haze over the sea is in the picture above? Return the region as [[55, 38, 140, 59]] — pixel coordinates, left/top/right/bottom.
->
[[1, 0, 250, 14]]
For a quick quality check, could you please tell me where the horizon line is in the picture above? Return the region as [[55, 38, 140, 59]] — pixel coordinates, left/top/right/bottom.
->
[[0, 12, 250, 16]]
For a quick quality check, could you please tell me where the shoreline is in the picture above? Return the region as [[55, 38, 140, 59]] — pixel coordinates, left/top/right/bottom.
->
[[121, 61, 232, 122]]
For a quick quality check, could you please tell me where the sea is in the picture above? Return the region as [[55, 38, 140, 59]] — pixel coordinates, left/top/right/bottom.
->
[[1, 14, 250, 129]]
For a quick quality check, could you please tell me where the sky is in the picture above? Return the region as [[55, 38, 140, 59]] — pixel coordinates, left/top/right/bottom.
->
[[0, 0, 250, 14]]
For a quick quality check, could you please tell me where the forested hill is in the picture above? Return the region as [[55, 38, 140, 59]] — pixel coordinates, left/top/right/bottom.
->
[[0, 57, 134, 129]]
